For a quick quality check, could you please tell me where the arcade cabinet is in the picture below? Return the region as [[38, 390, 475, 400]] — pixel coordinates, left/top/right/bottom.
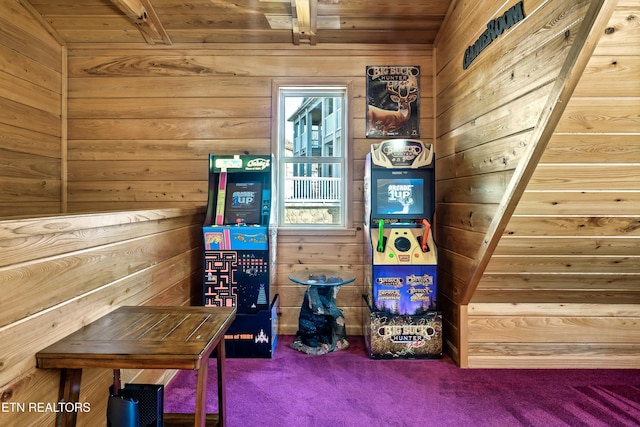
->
[[202, 154, 278, 358], [363, 139, 442, 359]]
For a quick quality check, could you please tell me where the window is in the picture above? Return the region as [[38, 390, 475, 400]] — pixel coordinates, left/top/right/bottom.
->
[[275, 85, 349, 228]]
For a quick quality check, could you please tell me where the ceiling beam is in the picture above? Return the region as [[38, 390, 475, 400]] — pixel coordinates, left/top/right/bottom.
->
[[291, 0, 317, 45], [110, 0, 171, 45]]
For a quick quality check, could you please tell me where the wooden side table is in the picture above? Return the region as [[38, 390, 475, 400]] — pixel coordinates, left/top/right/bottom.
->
[[36, 306, 236, 427], [288, 270, 355, 355]]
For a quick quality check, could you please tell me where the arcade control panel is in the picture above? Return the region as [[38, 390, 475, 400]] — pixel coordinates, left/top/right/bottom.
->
[[372, 222, 436, 265]]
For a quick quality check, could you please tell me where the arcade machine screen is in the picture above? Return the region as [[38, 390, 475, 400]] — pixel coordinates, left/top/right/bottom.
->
[[372, 172, 434, 224], [224, 181, 263, 225], [375, 178, 424, 217]]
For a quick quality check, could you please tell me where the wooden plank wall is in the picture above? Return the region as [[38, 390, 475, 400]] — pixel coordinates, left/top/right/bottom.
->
[[436, 0, 640, 367], [434, 0, 589, 365], [64, 43, 435, 335], [0, 208, 204, 426], [470, 0, 640, 368], [0, 0, 63, 217]]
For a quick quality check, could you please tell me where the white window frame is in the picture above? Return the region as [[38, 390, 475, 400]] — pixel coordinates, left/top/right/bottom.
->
[[272, 80, 353, 231]]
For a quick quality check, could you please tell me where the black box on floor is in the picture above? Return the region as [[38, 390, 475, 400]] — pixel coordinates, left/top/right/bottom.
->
[[363, 295, 443, 359], [224, 294, 279, 358], [109, 383, 163, 427], [107, 395, 138, 427]]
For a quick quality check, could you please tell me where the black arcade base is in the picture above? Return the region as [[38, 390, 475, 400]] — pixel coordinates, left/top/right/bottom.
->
[[223, 294, 279, 358]]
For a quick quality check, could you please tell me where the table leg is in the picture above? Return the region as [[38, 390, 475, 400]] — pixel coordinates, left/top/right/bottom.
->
[[194, 357, 208, 427], [56, 368, 82, 427], [217, 338, 227, 427], [112, 369, 122, 396], [194, 340, 227, 427]]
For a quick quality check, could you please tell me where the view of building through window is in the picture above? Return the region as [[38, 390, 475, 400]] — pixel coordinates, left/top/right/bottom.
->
[[277, 87, 348, 227]]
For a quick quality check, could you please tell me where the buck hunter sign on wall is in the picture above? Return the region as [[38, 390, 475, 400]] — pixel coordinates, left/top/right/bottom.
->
[[366, 66, 420, 138]]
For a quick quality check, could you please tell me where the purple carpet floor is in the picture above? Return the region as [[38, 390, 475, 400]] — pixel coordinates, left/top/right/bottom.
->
[[164, 335, 640, 427]]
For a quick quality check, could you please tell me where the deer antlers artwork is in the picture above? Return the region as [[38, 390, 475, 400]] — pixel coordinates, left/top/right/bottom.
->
[[367, 75, 419, 137]]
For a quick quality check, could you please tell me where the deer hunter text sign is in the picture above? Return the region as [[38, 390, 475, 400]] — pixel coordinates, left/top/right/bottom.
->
[[463, 1, 526, 70], [366, 66, 420, 138]]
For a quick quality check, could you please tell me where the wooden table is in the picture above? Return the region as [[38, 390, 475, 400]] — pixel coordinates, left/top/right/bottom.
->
[[36, 305, 236, 427]]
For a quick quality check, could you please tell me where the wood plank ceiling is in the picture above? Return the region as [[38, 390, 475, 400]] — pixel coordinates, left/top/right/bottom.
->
[[27, 0, 452, 46]]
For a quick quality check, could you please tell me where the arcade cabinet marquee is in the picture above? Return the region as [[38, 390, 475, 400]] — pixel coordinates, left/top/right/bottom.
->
[[202, 154, 278, 358], [363, 139, 442, 359]]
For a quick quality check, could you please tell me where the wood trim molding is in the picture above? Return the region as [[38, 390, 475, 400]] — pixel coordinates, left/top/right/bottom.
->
[[459, 304, 469, 368]]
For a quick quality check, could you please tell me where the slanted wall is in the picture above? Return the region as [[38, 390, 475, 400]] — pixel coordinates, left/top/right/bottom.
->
[[434, 0, 634, 367], [471, 0, 640, 368]]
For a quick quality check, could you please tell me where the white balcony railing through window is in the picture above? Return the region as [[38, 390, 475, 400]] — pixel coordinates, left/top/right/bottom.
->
[[285, 176, 341, 204]]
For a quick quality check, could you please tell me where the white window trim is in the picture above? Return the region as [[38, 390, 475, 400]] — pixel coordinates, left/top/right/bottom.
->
[[271, 79, 355, 235]]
